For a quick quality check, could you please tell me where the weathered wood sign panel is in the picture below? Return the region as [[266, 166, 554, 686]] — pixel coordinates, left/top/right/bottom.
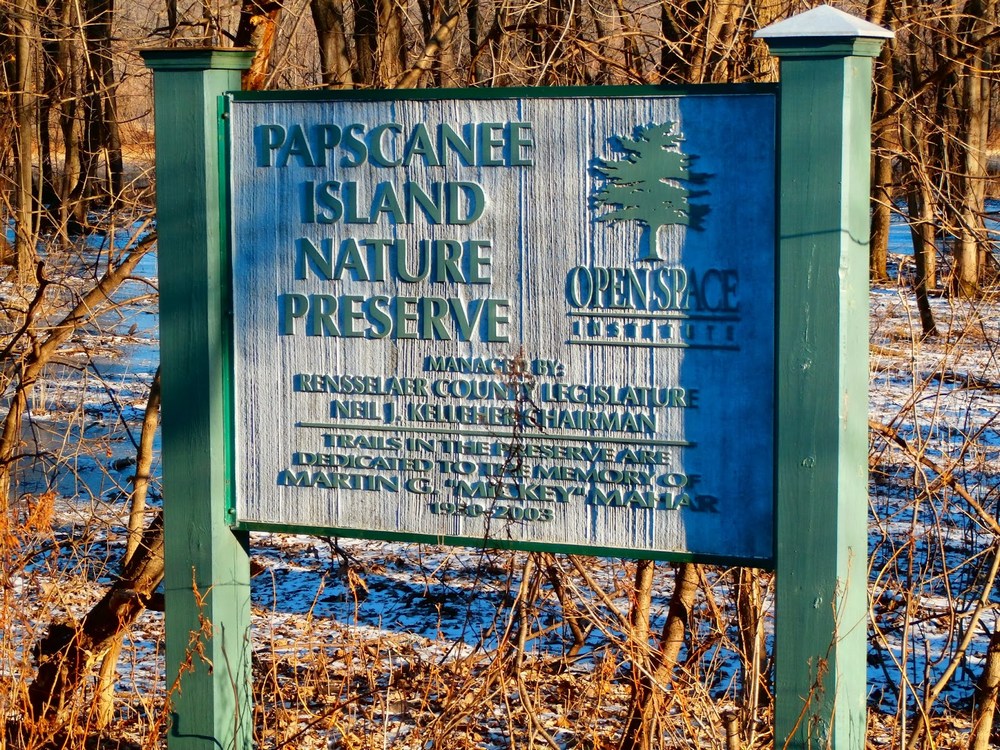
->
[[227, 90, 776, 563]]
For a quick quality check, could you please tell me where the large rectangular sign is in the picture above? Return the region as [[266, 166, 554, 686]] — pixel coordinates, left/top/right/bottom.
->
[[227, 88, 776, 563]]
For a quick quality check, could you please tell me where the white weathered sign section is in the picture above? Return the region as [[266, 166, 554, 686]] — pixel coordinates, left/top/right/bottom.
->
[[227, 91, 776, 563]]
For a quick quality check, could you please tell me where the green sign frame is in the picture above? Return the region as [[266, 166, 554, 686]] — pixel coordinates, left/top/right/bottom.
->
[[223, 84, 778, 568]]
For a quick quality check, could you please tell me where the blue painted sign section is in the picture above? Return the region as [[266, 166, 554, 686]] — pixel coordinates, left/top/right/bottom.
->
[[226, 91, 776, 563]]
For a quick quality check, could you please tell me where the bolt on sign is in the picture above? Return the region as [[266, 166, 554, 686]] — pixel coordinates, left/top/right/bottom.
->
[[226, 88, 776, 564]]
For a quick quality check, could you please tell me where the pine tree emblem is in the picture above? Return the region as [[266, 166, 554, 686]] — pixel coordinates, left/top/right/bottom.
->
[[593, 122, 704, 261]]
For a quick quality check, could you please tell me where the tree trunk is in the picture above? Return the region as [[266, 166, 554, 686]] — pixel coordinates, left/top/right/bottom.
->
[[38, 2, 59, 222], [869, 28, 895, 282], [84, 0, 123, 201], [55, 0, 83, 236], [70, 0, 113, 227], [435, 0, 458, 86], [13, 0, 40, 288], [352, 0, 377, 85], [236, 0, 284, 90], [0, 14, 14, 179], [869, 151, 892, 282], [68, 0, 119, 223], [952, 0, 992, 297], [352, 0, 406, 87], [310, 0, 353, 88], [377, 0, 407, 86], [28, 515, 165, 724], [906, 186, 938, 338], [735, 567, 769, 741], [466, 0, 481, 84], [611, 0, 642, 81], [971, 627, 1000, 750], [899, 28, 938, 336], [165, 0, 177, 37], [659, 1, 698, 82], [35, 0, 80, 241], [904, 160, 938, 337], [94, 367, 161, 728], [621, 559, 654, 750], [631, 559, 654, 664], [689, 0, 739, 84], [397, 10, 460, 89], [619, 562, 699, 750], [952, 62, 986, 298]]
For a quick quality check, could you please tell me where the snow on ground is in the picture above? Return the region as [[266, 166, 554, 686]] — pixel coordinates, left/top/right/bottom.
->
[[7, 210, 1000, 747]]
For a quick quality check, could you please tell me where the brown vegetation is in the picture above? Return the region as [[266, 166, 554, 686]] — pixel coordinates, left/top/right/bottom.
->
[[0, 1, 998, 748]]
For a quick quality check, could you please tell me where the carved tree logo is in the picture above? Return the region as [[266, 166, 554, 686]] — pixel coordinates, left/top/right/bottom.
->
[[593, 121, 707, 261]]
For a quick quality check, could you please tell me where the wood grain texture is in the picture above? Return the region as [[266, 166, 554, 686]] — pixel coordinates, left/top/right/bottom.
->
[[228, 92, 776, 562], [143, 48, 255, 750], [768, 43, 881, 750]]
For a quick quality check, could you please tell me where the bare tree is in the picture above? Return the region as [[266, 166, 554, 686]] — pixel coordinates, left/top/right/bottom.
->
[[10, 0, 40, 287], [236, 0, 284, 89], [619, 561, 700, 750], [311, 0, 354, 87], [7, 1, 1000, 746]]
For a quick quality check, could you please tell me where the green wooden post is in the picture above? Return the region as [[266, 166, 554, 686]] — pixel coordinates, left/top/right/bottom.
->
[[140, 48, 255, 750], [756, 7, 891, 750]]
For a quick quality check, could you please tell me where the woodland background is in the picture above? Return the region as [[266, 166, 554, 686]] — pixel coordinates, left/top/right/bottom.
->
[[2, 0, 1000, 748]]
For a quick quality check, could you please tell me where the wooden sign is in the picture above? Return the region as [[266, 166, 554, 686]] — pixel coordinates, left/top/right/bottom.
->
[[145, 9, 887, 749], [226, 89, 776, 563]]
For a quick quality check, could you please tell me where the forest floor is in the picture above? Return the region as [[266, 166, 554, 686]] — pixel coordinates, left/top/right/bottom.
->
[[5, 219, 1000, 748]]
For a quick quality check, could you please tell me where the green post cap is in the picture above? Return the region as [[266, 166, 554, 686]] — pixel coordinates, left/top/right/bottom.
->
[[140, 47, 256, 71], [756, 4, 893, 57]]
